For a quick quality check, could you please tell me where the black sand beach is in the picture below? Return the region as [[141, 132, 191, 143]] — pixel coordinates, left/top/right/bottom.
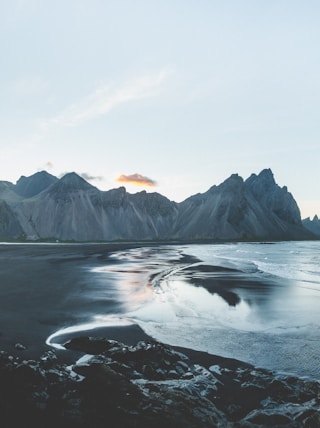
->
[[0, 243, 140, 358], [0, 242, 248, 368], [0, 243, 319, 427]]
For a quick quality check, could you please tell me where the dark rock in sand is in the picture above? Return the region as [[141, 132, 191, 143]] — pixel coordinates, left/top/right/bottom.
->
[[14, 342, 27, 351], [0, 339, 319, 427], [63, 336, 120, 355]]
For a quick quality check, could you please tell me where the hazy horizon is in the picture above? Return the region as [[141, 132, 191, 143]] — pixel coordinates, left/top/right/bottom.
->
[[1, 1, 319, 218]]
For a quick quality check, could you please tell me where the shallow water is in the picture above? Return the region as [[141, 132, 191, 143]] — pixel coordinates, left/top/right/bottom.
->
[[46, 241, 320, 381]]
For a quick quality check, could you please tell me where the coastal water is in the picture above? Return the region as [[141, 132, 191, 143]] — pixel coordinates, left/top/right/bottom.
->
[[46, 241, 320, 381]]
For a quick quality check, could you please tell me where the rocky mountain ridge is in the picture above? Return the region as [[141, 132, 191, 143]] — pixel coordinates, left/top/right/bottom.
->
[[302, 215, 320, 237], [0, 169, 316, 241]]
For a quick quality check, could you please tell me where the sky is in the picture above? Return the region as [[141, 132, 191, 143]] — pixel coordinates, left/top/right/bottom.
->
[[0, 0, 319, 219]]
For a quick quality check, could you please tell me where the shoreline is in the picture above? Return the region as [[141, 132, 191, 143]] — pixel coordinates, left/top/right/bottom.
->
[[1, 242, 319, 380], [9, 319, 318, 384], [10, 321, 253, 374], [47, 322, 255, 371]]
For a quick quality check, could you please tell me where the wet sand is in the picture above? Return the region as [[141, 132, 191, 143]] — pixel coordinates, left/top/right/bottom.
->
[[0, 242, 253, 372], [0, 243, 141, 358], [2, 242, 317, 376]]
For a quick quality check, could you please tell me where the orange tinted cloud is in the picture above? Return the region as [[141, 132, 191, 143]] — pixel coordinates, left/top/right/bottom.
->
[[116, 173, 157, 187]]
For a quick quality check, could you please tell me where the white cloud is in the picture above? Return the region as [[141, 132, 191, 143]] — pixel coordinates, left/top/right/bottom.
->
[[42, 68, 172, 129], [79, 172, 104, 182]]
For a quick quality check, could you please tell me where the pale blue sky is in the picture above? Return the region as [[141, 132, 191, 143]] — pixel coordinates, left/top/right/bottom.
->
[[1, 0, 319, 218]]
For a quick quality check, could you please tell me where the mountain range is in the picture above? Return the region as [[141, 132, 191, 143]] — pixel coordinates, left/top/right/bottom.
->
[[0, 169, 318, 242]]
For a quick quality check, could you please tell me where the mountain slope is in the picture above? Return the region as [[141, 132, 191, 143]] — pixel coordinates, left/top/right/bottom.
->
[[173, 169, 309, 240], [0, 169, 315, 241], [302, 215, 320, 237], [173, 174, 248, 239], [0, 200, 24, 239], [13, 174, 178, 241], [14, 173, 102, 240], [14, 170, 58, 198]]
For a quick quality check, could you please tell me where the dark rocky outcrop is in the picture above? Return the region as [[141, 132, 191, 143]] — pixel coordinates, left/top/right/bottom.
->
[[0, 338, 319, 427], [0, 169, 315, 241]]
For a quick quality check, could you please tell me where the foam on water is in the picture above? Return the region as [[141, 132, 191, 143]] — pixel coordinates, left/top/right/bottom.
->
[[126, 241, 320, 380], [47, 241, 320, 380], [188, 241, 320, 287], [46, 316, 135, 350], [135, 319, 320, 380]]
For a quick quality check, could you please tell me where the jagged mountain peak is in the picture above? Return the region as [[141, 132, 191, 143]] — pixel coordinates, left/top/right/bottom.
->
[[17, 170, 49, 180], [15, 170, 58, 198], [203, 173, 243, 196], [219, 173, 244, 189], [245, 168, 275, 188], [16, 170, 56, 184], [103, 186, 127, 198], [61, 172, 84, 182], [43, 173, 97, 202], [245, 168, 301, 226], [58, 172, 96, 190], [135, 189, 170, 200], [115, 186, 126, 193], [302, 214, 320, 237], [258, 167, 274, 178], [245, 169, 279, 203]]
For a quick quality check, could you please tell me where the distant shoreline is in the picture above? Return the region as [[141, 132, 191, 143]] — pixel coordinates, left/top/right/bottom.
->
[[1, 236, 319, 244]]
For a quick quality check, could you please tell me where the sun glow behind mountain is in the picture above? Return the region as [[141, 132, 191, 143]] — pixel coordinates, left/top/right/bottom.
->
[[116, 173, 157, 188]]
